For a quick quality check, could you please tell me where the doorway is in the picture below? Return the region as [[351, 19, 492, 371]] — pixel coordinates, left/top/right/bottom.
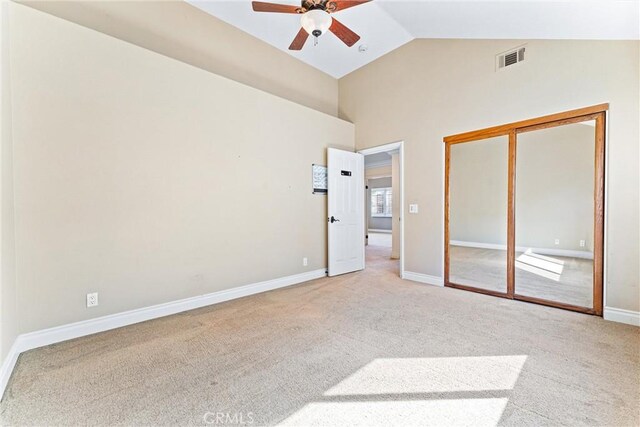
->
[[444, 104, 607, 315], [359, 142, 405, 277]]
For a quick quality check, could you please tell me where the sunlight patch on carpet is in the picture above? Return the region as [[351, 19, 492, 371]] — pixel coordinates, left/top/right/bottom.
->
[[324, 356, 527, 395], [278, 398, 509, 426], [279, 356, 526, 426]]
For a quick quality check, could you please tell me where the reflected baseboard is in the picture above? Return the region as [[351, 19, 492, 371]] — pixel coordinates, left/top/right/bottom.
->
[[450, 240, 594, 260]]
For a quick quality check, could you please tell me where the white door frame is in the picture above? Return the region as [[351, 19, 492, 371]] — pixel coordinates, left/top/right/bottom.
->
[[358, 141, 405, 278]]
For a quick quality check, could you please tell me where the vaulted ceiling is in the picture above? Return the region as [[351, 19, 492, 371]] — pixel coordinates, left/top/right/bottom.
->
[[187, 0, 640, 78]]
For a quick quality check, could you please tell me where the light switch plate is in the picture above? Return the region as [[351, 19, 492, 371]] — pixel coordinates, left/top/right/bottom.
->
[[409, 204, 419, 214]]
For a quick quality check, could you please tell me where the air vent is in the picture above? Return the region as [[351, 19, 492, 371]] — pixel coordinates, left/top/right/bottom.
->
[[496, 46, 526, 71]]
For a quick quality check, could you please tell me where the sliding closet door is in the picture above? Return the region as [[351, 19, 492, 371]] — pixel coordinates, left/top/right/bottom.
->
[[447, 136, 509, 295], [514, 118, 602, 313], [445, 105, 606, 314]]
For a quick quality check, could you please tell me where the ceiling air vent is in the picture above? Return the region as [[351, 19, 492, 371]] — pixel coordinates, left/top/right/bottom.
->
[[496, 46, 526, 71]]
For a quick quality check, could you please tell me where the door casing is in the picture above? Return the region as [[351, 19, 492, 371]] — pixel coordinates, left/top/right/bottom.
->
[[358, 141, 405, 278]]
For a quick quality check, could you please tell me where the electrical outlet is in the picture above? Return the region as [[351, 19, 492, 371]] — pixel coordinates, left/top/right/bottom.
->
[[86, 292, 98, 308], [554, 239, 560, 245], [579, 240, 586, 247], [303, 257, 308, 266]]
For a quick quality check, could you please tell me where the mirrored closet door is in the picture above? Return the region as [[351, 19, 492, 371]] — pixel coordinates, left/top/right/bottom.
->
[[447, 136, 509, 296], [444, 105, 606, 315], [514, 117, 603, 312]]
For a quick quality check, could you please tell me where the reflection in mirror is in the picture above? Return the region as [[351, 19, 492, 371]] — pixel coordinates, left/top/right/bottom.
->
[[515, 120, 595, 308], [449, 136, 508, 293]]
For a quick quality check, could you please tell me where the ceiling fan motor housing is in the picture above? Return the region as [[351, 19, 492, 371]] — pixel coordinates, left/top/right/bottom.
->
[[298, 0, 338, 13]]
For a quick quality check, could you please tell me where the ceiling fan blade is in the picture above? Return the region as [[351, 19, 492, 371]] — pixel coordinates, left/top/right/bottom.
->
[[252, 1, 300, 13], [331, 0, 371, 12], [329, 18, 360, 47], [289, 27, 309, 50]]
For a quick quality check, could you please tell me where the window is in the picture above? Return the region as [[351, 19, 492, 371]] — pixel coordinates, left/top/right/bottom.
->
[[371, 187, 392, 217]]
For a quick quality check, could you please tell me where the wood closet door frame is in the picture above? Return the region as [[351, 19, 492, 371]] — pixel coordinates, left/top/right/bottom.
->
[[443, 103, 608, 316]]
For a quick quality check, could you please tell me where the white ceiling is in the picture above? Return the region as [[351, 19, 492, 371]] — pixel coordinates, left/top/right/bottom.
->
[[187, 0, 640, 78], [188, 0, 413, 77], [379, 1, 640, 40], [364, 152, 392, 168]]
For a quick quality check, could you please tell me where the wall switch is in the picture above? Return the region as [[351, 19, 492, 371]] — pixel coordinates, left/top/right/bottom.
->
[[580, 240, 586, 247], [554, 239, 560, 245], [302, 257, 308, 266], [409, 204, 419, 214], [86, 292, 99, 308]]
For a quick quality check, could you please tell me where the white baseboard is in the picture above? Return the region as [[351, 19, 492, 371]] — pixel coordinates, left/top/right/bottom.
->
[[450, 240, 594, 260], [0, 340, 20, 401], [603, 307, 640, 327], [0, 268, 326, 400], [368, 229, 392, 234], [403, 271, 444, 287]]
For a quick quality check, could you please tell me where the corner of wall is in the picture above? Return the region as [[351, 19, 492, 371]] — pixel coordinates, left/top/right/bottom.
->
[[1, 0, 19, 367]]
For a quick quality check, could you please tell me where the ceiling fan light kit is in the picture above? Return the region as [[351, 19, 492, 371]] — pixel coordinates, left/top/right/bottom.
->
[[251, 0, 371, 50], [301, 9, 332, 44]]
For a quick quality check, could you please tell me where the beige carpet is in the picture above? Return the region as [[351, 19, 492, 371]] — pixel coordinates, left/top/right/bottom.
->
[[367, 232, 392, 248], [1, 246, 638, 426]]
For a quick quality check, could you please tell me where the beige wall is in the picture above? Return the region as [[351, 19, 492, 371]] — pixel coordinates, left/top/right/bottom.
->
[[365, 165, 392, 179], [1, 0, 18, 362], [339, 39, 640, 311], [450, 124, 596, 253], [390, 151, 400, 259], [7, 3, 353, 334], [19, 0, 339, 116]]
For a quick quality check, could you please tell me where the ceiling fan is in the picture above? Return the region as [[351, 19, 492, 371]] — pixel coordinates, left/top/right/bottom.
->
[[251, 0, 371, 50]]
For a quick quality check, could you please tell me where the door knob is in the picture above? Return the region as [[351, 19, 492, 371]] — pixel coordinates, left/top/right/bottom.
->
[[330, 216, 340, 223]]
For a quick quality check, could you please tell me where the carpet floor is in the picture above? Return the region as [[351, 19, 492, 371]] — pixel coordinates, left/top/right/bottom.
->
[[367, 232, 392, 248], [1, 246, 638, 426]]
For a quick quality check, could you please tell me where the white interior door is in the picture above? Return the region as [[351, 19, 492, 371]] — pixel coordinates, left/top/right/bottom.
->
[[328, 148, 365, 276]]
